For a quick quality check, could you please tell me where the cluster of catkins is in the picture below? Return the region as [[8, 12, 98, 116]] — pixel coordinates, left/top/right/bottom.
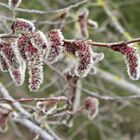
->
[[0, 18, 139, 91], [0, 18, 104, 91]]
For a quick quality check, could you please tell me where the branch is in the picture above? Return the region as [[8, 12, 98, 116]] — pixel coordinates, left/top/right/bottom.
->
[[96, 69, 140, 95], [0, 0, 88, 14], [0, 82, 60, 140]]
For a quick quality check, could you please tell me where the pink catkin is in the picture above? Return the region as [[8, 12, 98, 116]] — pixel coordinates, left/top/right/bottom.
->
[[0, 41, 20, 69], [9, 60, 26, 86], [11, 18, 35, 33], [45, 29, 64, 64], [16, 34, 30, 60], [26, 43, 44, 91], [111, 44, 140, 80], [0, 54, 9, 72], [30, 31, 48, 54], [64, 40, 93, 77]]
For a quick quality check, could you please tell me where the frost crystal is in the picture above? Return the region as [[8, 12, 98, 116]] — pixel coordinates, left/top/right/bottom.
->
[[11, 18, 35, 33], [45, 29, 64, 64], [111, 44, 140, 80], [8, 0, 22, 9]]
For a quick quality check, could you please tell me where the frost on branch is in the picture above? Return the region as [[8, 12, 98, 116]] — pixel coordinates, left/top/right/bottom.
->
[[64, 40, 93, 77], [45, 29, 64, 64], [111, 43, 140, 80], [8, 0, 22, 9], [11, 18, 35, 33]]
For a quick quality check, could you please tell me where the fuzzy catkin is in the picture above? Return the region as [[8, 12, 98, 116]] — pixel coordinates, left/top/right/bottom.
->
[[45, 29, 64, 64], [26, 43, 44, 91], [0, 54, 9, 72], [9, 60, 26, 86], [30, 31, 48, 51], [0, 41, 20, 69], [64, 40, 94, 77], [111, 44, 140, 80], [11, 18, 35, 33]]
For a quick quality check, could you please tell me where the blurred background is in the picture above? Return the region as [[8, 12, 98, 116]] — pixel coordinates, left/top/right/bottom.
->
[[0, 0, 140, 140]]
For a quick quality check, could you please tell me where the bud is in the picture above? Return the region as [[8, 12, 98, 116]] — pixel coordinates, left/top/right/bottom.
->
[[87, 19, 98, 29], [0, 103, 12, 133], [78, 8, 89, 38], [92, 52, 104, 63], [11, 18, 35, 33], [36, 100, 57, 115], [45, 29, 64, 64], [30, 31, 48, 54], [84, 97, 99, 119], [111, 44, 140, 80], [8, 0, 22, 9], [89, 52, 104, 75]]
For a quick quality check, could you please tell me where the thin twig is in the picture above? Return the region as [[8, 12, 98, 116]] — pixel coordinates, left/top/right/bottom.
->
[[0, 0, 88, 14]]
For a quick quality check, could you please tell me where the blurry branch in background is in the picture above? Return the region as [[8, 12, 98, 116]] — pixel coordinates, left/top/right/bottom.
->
[[0, 82, 62, 140], [0, 0, 88, 14]]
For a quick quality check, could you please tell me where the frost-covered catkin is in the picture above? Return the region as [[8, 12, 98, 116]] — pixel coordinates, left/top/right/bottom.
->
[[8, 0, 22, 9], [11, 18, 35, 33], [112, 44, 140, 80], [9, 59, 26, 86], [64, 40, 93, 77], [45, 29, 64, 64], [0, 41, 20, 69], [26, 44, 44, 91], [0, 54, 9, 72], [30, 31, 48, 55], [15, 34, 30, 60]]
